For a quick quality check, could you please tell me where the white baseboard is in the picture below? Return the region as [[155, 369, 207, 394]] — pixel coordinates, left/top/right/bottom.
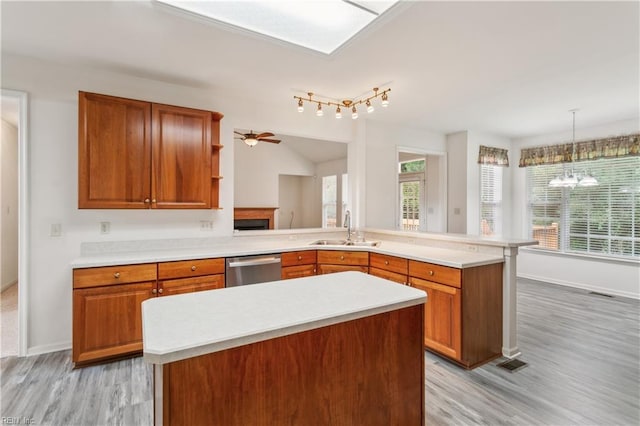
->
[[1, 279, 18, 292], [26, 341, 71, 357], [518, 273, 640, 300]]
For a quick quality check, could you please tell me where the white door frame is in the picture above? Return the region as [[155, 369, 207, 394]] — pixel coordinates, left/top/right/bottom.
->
[[2, 89, 29, 357]]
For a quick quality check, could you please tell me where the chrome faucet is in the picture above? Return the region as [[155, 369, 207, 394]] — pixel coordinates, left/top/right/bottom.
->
[[344, 210, 352, 241]]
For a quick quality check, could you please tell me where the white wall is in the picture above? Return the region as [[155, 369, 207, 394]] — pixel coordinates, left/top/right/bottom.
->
[[278, 175, 305, 229], [1, 120, 19, 290], [511, 118, 640, 298], [446, 132, 467, 233], [1, 54, 356, 354], [364, 120, 447, 230], [234, 139, 315, 208]]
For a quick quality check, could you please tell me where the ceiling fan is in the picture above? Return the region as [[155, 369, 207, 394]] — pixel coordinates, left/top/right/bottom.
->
[[234, 130, 281, 147]]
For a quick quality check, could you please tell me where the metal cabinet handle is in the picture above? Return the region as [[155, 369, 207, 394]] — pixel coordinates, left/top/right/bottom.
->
[[114, 272, 120, 279], [152, 199, 157, 203], [429, 270, 434, 276], [384, 260, 389, 265], [144, 198, 150, 203], [340, 255, 345, 261], [298, 255, 303, 261], [158, 288, 163, 294], [191, 265, 197, 271], [152, 288, 157, 294]]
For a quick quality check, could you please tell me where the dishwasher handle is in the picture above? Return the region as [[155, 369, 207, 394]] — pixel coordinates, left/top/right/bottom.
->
[[227, 256, 281, 268]]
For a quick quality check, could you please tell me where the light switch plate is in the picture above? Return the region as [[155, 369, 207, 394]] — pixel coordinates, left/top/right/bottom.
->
[[50, 223, 62, 237], [100, 222, 111, 234]]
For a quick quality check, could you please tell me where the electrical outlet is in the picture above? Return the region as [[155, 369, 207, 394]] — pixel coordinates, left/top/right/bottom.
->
[[466, 245, 478, 252], [50, 223, 62, 237], [200, 220, 214, 231], [100, 222, 111, 234]]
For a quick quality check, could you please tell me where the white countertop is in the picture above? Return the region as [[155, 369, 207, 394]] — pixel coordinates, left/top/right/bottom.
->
[[71, 234, 509, 269], [142, 271, 427, 365]]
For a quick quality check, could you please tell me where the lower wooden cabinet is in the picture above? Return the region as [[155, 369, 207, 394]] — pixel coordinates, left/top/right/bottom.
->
[[316, 250, 369, 275], [281, 250, 316, 279], [369, 253, 408, 285], [73, 258, 224, 366], [409, 260, 503, 369], [73, 281, 155, 365]]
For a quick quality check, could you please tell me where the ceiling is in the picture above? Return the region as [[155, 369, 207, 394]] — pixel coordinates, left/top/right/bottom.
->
[[2, 1, 638, 139]]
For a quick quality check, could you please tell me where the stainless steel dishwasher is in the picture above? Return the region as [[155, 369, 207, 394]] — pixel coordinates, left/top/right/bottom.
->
[[225, 254, 282, 287]]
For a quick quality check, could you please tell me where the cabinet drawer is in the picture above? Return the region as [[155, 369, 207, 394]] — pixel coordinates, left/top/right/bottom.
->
[[282, 264, 317, 280], [408, 260, 461, 288], [282, 250, 317, 267], [160, 274, 224, 297], [158, 258, 224, 280], [73, 263, 157, 289], [369, 267, 408, 285], [370, 253, 408, 275], [317, 250, 369, 266]]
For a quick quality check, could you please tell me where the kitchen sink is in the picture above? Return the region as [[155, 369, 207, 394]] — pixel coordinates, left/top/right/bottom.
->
[[310, 239, 348, 245], [346, 241, 381, 247], [309, 239, 381, 247]]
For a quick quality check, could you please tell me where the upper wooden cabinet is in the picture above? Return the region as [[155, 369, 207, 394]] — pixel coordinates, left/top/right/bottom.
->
[[78, 91, 223, 209]]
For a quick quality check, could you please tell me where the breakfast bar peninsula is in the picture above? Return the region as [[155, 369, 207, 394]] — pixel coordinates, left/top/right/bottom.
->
[[142, 271, 427, 426]]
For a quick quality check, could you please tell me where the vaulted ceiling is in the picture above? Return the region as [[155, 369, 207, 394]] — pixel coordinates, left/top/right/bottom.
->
[[2, 1, 638, 138]]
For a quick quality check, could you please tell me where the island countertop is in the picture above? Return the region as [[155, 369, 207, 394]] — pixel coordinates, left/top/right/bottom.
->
[[142, 271, 427, 365]]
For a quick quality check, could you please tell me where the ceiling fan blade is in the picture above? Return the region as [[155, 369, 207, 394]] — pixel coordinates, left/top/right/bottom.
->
[[256, 132, 274, 138], [259, 138, 281, 144], [234, 131, 246, 136]]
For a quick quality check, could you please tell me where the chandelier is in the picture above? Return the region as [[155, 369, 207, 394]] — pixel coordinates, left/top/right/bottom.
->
[[294, 87, 390, 120], [548, 110, 599, 189]]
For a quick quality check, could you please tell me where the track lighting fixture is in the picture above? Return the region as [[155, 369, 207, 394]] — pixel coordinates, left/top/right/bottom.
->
[[294, 87, 390, 120]]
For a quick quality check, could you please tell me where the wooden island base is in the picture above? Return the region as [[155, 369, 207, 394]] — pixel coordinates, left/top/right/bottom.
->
[[156, 305, 424, 426]]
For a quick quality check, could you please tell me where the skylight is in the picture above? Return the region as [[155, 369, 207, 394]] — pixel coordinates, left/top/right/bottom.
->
[[156, 1, 399, 54]]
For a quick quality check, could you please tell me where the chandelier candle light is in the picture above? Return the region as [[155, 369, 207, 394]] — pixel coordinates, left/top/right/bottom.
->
[[548, 109, 599, 189], [294, 87, 390, 120]]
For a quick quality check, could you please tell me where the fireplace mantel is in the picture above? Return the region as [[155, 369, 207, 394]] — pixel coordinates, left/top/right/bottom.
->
[[234, 207, 278, 230]]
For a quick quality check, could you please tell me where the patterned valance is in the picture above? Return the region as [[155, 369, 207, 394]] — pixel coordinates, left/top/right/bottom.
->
[[478, 145, 509, 167], [519, 133, 640, 167]]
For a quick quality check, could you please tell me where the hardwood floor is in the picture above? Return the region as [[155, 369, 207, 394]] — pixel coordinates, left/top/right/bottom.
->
[[1, 279, 638, 425]]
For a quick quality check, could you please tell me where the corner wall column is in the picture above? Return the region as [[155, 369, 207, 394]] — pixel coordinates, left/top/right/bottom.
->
[[502, 246, 521, 358]]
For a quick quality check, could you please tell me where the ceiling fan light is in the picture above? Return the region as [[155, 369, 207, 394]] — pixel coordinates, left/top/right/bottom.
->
[[297, 99, 304, 113], [335, 106, 342, 119], [381, 93, 389, 107], [564, 174, 578, 188], [244, 138, 258, 147], [351, 106, 358, 119], [366, 100, 374, 113], [316, 103, 323, 117]]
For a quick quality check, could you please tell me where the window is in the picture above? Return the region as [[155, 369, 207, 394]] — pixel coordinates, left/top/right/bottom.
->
[[322, 175, 337, 228], [480, 165, 503, 236], [399, 159, 426, 231], [527, 156, 640, 258]]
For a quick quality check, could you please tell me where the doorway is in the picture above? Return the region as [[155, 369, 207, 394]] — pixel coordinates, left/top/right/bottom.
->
[[1, 89, 28, 358]]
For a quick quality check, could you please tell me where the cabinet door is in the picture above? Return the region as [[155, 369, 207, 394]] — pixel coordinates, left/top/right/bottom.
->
[[317, 264, 369, 275], [72, 281, 155, 364], [160, 275, 224, 297], [409, 277, 461, 360], [281, 250, 317, 267], [78, 92, 151, 209], [152, 104, 212, 209], [281, 264, 316, 280]]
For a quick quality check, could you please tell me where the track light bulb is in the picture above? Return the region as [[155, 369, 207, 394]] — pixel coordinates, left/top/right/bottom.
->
[[297, 99, 304, 112], [381, 93, 389, 107], [335, 106, 342, 119], [351, 106, 358, 119], [366, 100, 374, 113], [316, 103, 323, 117]]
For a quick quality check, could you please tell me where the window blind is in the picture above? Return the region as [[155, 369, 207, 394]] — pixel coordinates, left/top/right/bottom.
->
[[480, 165, 503, 236], [526, 156, 639, 258]]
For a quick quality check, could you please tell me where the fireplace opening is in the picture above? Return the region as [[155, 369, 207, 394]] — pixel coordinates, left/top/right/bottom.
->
[[234, 219, 270, 231]]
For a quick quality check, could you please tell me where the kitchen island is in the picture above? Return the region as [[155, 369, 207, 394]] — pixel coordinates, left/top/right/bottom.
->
[[142, 271, 427, 426]]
